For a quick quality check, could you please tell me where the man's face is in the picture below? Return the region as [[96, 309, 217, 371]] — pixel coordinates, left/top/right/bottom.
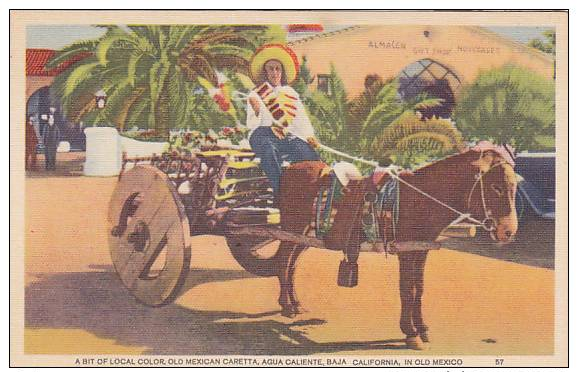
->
[[264, 60, 283, 87]]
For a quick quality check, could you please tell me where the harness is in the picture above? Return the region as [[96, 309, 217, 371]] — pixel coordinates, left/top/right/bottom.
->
[[466, 161, 511, 232], [314, 171, 399, 250], [374, 177, 400, 248], [313, 157, 510, 251], [235, 90, 509, 236], [315, 172, 341, 238]]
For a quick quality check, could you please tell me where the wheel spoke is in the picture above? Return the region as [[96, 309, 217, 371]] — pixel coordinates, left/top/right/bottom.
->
[[139, 234, 167, 279], [250, 239, 276, 253], [109, 165, 191, 306]]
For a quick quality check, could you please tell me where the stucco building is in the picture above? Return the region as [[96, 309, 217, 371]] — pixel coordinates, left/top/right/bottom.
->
[[26, 49, 90, 149], [289, 25, 554, 104]]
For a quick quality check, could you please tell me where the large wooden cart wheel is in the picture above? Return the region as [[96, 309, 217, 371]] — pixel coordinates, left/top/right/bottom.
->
[[225, 235, 280, 277], [108, 165, 191, 306]]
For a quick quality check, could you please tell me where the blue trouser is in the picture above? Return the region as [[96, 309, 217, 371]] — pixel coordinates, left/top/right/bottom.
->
[[249, 126, 320, 194]]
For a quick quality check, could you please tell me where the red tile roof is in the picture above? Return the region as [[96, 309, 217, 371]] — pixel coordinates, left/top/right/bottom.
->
[[26, 48, 91, 77], [287, 24, 324, 33]]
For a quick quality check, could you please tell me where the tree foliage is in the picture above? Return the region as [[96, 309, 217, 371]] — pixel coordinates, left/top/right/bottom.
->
[[454, 65, 555, 151], [371, 111, 463, 167], [303, 64, 353, 162], [292, 55, 315, 96], [348, 74, 388, 130], [49, 25, 269, 139], [528, 29, 555, 55], [295, 60, 458, 168]]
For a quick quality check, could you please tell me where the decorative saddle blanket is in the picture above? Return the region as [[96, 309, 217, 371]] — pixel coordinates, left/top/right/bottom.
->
[[314, 170, 400, 245]]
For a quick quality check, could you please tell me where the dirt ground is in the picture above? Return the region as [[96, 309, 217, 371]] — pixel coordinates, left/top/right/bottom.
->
[[22, 154, 555, 356]]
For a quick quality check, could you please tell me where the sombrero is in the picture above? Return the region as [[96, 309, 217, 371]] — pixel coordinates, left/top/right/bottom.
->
[[250, 44, 300, 85]]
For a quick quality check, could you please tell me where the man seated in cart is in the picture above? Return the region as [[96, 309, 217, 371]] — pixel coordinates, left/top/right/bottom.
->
[[246, 44, 321, 203]]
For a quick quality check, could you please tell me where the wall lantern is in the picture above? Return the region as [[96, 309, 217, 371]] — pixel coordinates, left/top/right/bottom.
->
[[95, 89, 107, 109]]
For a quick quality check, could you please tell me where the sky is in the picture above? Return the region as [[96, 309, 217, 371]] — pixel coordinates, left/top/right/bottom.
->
[[26, 25, 553, 50]]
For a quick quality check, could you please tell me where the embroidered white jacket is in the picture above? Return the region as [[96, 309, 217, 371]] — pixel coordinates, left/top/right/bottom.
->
[[246, 85, 315, 142]]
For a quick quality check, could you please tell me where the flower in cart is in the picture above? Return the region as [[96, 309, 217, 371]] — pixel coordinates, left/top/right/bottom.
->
[[220, 126, 235, 137], [214, 124, 248, 145]]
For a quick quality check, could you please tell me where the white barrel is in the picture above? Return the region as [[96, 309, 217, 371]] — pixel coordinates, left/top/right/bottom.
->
[[83, 127, 121, 176]]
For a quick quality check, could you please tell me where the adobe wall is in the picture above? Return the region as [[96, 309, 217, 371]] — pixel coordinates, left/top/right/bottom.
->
[[290, 25, 554, 96]]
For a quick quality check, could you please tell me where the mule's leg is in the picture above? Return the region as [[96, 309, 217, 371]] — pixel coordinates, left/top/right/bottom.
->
[[398, 253, 423, 350], [277, 241, 297, 317], [287, 245, 308, 314], [412, 251, 430, 343]]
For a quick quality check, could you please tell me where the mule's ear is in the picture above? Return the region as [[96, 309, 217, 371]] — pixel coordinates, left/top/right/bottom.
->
[[471, 150, 498, 173]]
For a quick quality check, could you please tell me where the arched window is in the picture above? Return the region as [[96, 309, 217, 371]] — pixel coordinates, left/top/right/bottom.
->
[[397, 59, 461, 119]]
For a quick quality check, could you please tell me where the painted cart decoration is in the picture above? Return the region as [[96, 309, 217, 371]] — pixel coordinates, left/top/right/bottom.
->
[[107, 148, 480, 306]]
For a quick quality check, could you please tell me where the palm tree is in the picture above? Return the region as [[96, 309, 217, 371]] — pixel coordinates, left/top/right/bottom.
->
[[454, 65, 555, 152], [356, 79, 445, 158], [528, 29, 555, 55], [299, 67, 457, 167], [371, 111, 463, 167], [48, 25, 269, 139], [303, 64, 354, 162]]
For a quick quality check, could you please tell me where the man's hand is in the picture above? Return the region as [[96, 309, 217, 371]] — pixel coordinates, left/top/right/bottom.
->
[[249, 96, 260, 115], [271, 126, 286, 140], [307, 137, 320, 149]]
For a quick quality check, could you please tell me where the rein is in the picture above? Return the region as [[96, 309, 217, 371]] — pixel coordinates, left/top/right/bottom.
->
[[386, 168, 493, 231], [320, 144, 509, 233], [234, 89, 506, 233]]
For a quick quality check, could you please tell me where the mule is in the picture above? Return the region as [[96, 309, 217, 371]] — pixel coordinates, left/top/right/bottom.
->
[[275, 148, 518, 350]]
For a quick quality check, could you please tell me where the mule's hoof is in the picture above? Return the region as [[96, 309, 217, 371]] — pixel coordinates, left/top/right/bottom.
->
[[419, 332, 430, 343], [281, 307, 297, 318], [406, 336, 424, 350]]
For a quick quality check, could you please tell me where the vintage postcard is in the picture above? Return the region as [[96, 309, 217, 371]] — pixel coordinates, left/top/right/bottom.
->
[[10, 10, 568, 367]]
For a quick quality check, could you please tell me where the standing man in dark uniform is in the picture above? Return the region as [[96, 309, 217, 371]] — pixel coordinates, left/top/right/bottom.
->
[[25, 116, 38, 171], [43, 108, 60, 171]]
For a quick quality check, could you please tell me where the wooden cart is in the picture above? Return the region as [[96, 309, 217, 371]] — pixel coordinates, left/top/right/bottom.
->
[[108, 149, 321, 306], [108, 149, 473, 306]]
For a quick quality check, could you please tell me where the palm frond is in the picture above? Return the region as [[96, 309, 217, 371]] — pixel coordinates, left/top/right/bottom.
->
[[370, 111, 463, 166], [96, 30, 131, 65], [395, 132, 454, 155], [116, 87, 146, 131], [45, 40, 97, 69], [124, 96, 151, 130], [454, 65, 554, 150], [413, 98, 444, 110], [63, 61, 101, 96]]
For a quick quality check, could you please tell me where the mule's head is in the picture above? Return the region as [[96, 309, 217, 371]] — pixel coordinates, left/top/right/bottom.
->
[[470, 150, 518, 243]]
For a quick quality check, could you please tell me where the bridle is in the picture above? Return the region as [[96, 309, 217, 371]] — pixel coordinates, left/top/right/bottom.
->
[[466, 160, 514, 232], [374, 154, 515, 234]]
